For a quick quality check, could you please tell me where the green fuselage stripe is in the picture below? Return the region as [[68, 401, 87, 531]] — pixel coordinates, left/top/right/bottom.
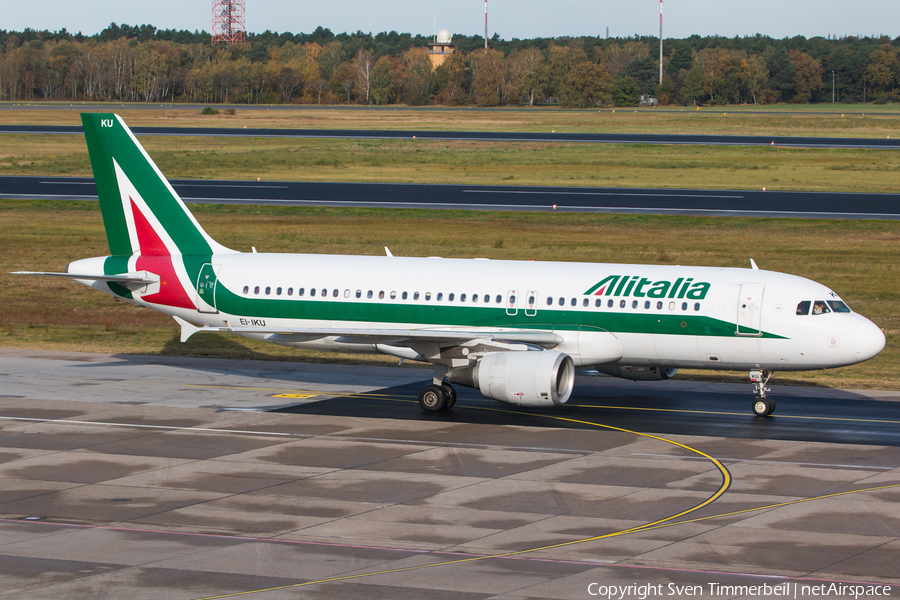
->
[[211, 272, 781, 339]]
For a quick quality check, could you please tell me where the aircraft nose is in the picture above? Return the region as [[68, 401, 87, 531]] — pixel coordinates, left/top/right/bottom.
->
[[855, 319, 886, 363]]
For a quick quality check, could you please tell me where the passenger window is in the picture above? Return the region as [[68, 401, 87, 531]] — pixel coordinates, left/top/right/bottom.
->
[[333, 289, 339, 298], [812, 301, 830, 315], [298, 288, 305, 296], [448, 293, 455, 302], [402, 291, 408, 300], [276, 287, 282, 295], [367, 290, 373, 299], [558, 297, 565, 306], [681, 302, 688, 311], [644, 301, 651, 309], [243, 286, 249, 294], [632, 300, 638, 309], [344, 289, 350, 298], [495, 295, 502, 304], [461, 293, 466, 302], [437, 292, 443, 301], [657, 301, 663, 309], [619, 300, 626, 308], [828, 300, 851, 313], [485, 294, 490, 303], [608, 299, 613, 308], [425, 292, 432, 301], [265, 287, 271, 295], [472, 294, 478, 302], [288, 287, 293, 296], [547, 297, 553, 306], [595, 299, 602, 307], [414, 292, 420, 300], [694, 302, 700, 311], [379, 291, 385, 299], [390, 291, 397, 299], [583, 298, 588, 307], [356, 290, 362, 298]]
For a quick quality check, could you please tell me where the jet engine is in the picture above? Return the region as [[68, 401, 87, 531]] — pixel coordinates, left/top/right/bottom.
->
[[448, 350, 574, 407], [595, 365, 677, 381]]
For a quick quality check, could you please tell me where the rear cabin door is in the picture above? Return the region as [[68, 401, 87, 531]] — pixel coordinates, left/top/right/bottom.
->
[[736, 283, 765, 336], [196, 263, 221, 314]]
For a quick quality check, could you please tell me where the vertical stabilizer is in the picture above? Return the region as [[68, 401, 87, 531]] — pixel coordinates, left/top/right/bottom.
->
[[81, 113, 234, 257]]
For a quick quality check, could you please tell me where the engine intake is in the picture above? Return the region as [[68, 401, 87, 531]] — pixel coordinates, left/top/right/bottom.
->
[[448, 350, 574, 407], [595, 365, 677, 381]]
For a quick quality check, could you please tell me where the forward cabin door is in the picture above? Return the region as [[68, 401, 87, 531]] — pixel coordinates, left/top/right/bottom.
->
[[736, 283, 765, 336], [196, 263, 221, 314]]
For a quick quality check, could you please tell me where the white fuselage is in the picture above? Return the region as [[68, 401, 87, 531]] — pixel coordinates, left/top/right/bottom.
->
[[71, 252, 886, 372]]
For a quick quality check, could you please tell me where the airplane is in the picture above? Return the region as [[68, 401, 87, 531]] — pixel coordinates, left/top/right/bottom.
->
[[14, 113, 886, 417]]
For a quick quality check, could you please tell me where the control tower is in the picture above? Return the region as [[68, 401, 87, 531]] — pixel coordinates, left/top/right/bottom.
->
[[428, 29, 456, 68]]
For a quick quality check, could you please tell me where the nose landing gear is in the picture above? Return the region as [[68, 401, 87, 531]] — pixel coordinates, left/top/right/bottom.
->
[[750, 370, 775, 417]]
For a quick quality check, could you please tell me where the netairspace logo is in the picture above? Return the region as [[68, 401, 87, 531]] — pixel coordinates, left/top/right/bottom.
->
[[586, 582, 893, 599]]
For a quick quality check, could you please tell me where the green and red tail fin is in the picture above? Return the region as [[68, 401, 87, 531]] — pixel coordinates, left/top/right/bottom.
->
[[80, 113, 235, 310], [81, 113, 234, 258]]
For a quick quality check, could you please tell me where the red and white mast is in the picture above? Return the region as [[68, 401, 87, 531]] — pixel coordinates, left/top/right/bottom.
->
[[484, 0, 488, 49], [659, 0, 664, 84]]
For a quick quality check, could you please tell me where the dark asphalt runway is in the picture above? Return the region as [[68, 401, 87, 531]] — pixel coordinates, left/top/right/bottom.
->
[[3, 174, 899, 219], [3, 122, 899, 148]]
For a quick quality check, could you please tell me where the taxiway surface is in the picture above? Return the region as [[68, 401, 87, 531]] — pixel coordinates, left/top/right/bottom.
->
[[3, 175, 899, 219], [1, 350, 899, 598]]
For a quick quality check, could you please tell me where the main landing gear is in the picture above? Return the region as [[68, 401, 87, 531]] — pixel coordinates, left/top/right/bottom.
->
[[750, 369, 775, 417], [418, 381, 457, 412]]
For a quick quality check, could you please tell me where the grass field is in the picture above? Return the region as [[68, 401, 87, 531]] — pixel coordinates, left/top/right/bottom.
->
[[1, 104, 900, 137], [2, 199, 897, 390], [1, 104, 897, 390]]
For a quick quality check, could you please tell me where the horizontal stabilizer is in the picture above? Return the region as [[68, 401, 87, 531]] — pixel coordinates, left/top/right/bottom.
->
[[12, 271, 159, 291]]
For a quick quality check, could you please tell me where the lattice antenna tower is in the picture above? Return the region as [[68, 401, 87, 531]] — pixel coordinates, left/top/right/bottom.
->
[[212, 0, 246, 45]]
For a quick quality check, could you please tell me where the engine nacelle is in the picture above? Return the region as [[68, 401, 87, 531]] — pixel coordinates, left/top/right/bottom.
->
[[448, 350, 575, 407], [595, 365, 677, 381]]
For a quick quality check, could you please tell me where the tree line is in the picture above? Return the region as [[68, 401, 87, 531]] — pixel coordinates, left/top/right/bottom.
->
[[1, 24, 898, 106]]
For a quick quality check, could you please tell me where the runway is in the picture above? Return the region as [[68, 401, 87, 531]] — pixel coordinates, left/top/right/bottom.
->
[[3, 175, 900, 219], [3, 123, 899, 149], [1, 349, 899, 598]]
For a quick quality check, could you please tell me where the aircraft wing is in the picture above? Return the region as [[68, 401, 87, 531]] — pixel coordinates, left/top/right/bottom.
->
[[174, 316, 562, 347]]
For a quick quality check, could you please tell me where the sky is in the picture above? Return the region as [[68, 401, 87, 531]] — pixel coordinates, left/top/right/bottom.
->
[[4, 0, 899, 41]]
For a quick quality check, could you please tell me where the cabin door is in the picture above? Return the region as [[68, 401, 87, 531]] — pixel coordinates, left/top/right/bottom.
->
[[736, 283, 765, 336], [196, 263, 221, 314]]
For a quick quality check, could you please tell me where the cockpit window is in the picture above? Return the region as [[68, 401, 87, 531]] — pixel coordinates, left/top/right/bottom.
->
[[796, 301, 810, 315], [828, 300, 851, 313], [812, 300, 831, 315]]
